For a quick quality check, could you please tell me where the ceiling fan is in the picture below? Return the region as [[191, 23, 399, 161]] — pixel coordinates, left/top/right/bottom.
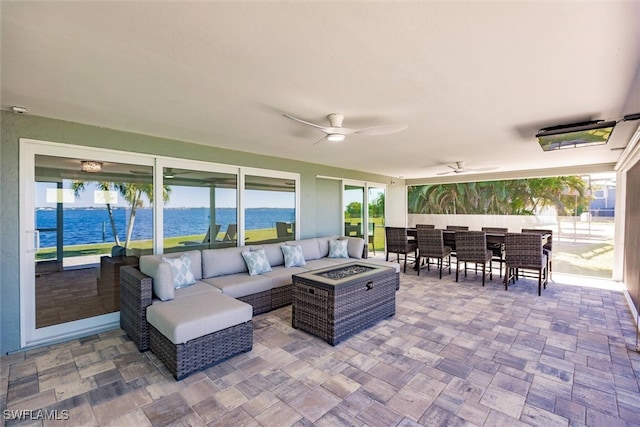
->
[[129, 168, 194, 178], [283, 112, 408, 145], [437, 161, 497, 175]]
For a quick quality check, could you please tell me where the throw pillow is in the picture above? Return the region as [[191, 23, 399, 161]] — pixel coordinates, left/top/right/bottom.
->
[[162, 254, 196, 289], [328, 239, 349, 258], [281, 245, 306, 267], [242, 249, 273, 276]]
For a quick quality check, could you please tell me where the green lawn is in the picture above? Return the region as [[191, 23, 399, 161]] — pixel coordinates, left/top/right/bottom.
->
[[36, 222, 388, 260], [36, 228, 288, 260]]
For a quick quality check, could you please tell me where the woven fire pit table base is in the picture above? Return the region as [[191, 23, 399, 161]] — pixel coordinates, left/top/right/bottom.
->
[[292, 262, 396, 345]]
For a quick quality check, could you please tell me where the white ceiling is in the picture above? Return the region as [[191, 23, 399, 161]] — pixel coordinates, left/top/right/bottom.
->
[[2, 1, 639, 180]]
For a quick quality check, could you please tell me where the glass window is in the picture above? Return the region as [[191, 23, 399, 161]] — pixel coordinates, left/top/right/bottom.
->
[[244, 175, 296, 244], [368, 186, 385, 255], [344, 185, 365, 238], [162, 168, 238, 251]]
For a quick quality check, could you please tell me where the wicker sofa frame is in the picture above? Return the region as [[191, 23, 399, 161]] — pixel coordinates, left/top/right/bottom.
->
[[119, 237, 401, 380], [237, 290, 272, 315], [120, 266, 153, 351], [120, 265, 254, 379]]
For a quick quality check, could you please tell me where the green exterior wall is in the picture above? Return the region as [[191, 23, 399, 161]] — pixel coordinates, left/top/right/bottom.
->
[[0, 111, 393, 354]]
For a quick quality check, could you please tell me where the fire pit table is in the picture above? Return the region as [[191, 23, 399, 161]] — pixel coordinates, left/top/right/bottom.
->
[[292, 262, 396, 345]]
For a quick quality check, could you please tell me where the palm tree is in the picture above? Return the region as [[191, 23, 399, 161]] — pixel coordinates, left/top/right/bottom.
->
[[408, 176, 588, 216], [72, 180, 171, 249]]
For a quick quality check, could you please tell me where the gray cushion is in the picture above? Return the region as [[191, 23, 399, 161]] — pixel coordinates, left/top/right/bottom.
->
[[142, 250, 203, 280], [263, 265, 307, 288], [287, 238, 321, 261], [249, 243, 284, 267], [174, 281, 222, 299], [301, 259, 342, 271], [344, 237, 365, 259], [147, 293, 252, 344], [139, 255, 174, 301], [324, 257, 357, 266], [202, 246, 248, 278], [202, 273, 273, 298]]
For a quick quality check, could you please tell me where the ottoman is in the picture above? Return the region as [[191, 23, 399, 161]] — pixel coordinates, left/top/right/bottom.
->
[[146, 292, 253, 380]]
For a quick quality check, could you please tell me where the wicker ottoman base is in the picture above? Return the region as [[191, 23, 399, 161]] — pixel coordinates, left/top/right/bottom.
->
[[292, 263, 396, 345], [150, 320, 253, 380]]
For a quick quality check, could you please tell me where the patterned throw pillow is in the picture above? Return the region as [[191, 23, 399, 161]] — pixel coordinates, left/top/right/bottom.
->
[[162, 254, 196, 289], [280, 245, 306, 268], [242, 249, 273, 276], [328, 239, 349, 258]]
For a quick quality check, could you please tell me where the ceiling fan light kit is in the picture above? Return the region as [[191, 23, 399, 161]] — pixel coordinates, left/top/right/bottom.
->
[[327, 134, 345, 142]]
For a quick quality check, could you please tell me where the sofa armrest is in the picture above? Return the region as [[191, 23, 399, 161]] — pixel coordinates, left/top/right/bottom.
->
[[120, 266, 153, 351]]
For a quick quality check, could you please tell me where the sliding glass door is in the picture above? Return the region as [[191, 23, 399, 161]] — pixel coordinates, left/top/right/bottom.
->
[[344, 184, 365, 238], [21, 141, 300, 349], [368, 186, 386, 255], [21, 140, 154, 347], [343, 181, 386, 255]]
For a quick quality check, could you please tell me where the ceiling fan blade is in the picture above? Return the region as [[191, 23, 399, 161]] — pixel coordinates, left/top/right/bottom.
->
[[283, 114, 326, 130], [436, 170, 454, 175], [313, 135, 328, 146], [354, 124, 408, 136]]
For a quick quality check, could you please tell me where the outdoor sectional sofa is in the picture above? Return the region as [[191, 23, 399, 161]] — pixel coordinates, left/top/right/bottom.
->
[[120, 236, 400, 379]]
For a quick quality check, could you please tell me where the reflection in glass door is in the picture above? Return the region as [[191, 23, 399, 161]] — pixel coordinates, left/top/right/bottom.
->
[[368, 186, 385, 255], [162, 167, 238, 252], [244, 175, 297, 244], [343, 183, 386, 256], [344, 185, 365, 238], [33, 155, 154, 328], [23, 145, 154, 347]]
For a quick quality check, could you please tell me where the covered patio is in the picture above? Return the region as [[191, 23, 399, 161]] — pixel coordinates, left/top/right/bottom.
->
[[2, 269, 638, 426]]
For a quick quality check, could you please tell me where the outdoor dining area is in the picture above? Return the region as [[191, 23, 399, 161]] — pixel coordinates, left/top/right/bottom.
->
[[385, 225, 553, 296]]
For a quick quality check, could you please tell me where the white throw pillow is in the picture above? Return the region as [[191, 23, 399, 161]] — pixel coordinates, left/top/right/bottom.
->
[[328, 239, 350, 258], [242, 249, 273, 276], [162, 253, 196, 289], [281, 245, 306, 267]]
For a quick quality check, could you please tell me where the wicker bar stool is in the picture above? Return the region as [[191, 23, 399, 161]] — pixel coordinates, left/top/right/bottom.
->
[[385, 227, 417, 273], [454, 231, 493, 286], [416, 228, 452, 278], [521, 228, 553, 279], [505, 232, 548, 296], [445, 225, 468, 258], [482, 227, 507, 278], [416, 224, 435, 229]]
